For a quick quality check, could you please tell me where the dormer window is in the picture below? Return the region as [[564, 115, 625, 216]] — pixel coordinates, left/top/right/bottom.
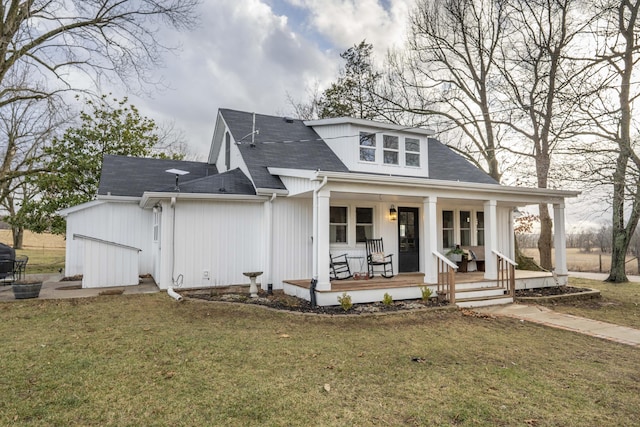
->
[[359, 132, 376, 162], [405, 137, 420, 167], [383, 135, 399, 165]]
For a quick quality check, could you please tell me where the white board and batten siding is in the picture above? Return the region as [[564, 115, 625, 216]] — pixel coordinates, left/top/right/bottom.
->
[[271, 198, 314, 287], [166, 200, 265, 288], [64, 201, 153, 277], [74, 234, 141, 288]]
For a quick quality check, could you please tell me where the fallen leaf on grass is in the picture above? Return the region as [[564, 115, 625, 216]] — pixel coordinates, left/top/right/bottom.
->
[[163, 371, 176, 379]]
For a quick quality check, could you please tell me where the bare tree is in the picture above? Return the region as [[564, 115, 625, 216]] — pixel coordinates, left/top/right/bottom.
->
[[387, 0, 509, 181], [572, 0, 640, 282], [0, 0, 199, 214], [0, 95, 68, 247], [0, 0, 199, 108], [494, 0, 590, 269]]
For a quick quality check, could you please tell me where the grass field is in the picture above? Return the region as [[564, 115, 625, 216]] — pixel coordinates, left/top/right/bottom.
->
[[1, 288, 639, 426], [0, 230, 65, 274], [522, 247, 640, 274]]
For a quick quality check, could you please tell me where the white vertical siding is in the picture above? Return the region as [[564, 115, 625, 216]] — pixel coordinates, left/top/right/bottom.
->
[[166, 200, 265, 288], [81, 238, 140, 288], [65, 201, 153, 278], [271, 198, 313, 286]]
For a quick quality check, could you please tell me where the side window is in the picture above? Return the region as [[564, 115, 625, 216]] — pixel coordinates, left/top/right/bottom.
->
[[383, 135, 399, 165], [476, 212, 485, 246], [355, 207, 373, 242], [359, 132, 376, 162], [405, 137, 420, 167], [330, 206, 348, 243], [153, 210, 161, 242], [442, 210, 454, 249], [460, 211, 471, 246]]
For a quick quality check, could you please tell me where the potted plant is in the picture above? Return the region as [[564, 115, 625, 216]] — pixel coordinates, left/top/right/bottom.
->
[[446, 245, 466, 263], [12, 279, 43, 299]]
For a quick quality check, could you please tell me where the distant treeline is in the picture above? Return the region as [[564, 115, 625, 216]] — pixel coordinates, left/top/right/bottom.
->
[[518, 225, 640, 256]]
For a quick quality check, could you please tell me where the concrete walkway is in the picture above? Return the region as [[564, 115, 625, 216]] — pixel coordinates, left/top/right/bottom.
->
[[477, 303, 640, 347], [0, 274, 159, 302]]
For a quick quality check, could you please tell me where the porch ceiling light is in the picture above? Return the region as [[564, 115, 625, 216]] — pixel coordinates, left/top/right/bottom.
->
[[389, 205, 398, 221]]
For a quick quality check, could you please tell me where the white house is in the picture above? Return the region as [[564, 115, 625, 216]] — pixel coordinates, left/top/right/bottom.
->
[[61, 109, 579, 307]]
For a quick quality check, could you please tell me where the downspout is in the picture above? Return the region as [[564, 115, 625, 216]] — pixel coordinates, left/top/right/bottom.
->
[[266, 193, 276, 294], [167, 196, 183, 301], [311, 176, 328, 306]]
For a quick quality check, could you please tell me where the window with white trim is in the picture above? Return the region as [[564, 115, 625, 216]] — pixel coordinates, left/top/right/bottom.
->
[[330, 206, 348, 243], [359, 132, 376, 162], [153, 209, 161, 242], [383, 135, 399, 165], [405, 137, 420, 167], [442, 210, 454, 249], [476, 212, 485, 245], [356, 207, 373, 242], [460, 211, 471, 246]]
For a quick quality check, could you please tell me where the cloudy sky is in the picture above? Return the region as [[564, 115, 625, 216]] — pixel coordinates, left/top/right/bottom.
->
[[108, 0, 603, 228], [116, 0, 413, 158]]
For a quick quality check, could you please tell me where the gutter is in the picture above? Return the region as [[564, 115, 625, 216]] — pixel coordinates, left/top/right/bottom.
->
[[312, 170, 580, 200]]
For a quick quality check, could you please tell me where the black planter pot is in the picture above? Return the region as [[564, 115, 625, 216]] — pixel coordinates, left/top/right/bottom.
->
[[12, 281, 42, 299]]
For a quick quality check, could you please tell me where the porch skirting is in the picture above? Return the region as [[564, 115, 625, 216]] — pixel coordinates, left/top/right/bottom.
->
[[283, 271, 564, 307]]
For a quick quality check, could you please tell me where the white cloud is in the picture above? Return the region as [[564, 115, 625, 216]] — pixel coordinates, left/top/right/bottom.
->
[[292, 0, 413, 56], [115, 0, 339, 156]]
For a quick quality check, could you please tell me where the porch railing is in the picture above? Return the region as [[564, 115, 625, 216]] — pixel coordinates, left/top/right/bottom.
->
[[493, 250, 516, 297], [434, 251, 457, 304]]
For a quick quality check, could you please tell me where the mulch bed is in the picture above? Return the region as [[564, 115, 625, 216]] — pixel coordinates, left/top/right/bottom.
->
[[184, 289, 449, 315], [515, 286, 594, 298]]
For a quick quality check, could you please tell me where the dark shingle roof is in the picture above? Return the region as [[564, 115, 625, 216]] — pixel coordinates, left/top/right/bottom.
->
[[98, 155, 219, 197], [428, 139, 498, 185], [166, 168, 255, 195], [221, 109, 349, 189]]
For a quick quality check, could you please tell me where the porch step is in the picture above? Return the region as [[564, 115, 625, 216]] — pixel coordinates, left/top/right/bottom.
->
[[455, 286, 506, 300], [456, 295, 514, 308]]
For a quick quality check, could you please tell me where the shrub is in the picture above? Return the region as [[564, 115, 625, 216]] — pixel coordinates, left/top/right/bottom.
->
[[382, 292, 393, 306], [420, 286, 433, 301], [337, 292, 352, 311]]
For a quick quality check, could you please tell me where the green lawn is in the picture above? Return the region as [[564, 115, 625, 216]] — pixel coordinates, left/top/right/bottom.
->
[[15, 248, 65, 274], [1, 294, 639, 426]]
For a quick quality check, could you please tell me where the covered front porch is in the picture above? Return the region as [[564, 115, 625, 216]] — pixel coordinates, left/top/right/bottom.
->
[[283, 269, 562, 308]]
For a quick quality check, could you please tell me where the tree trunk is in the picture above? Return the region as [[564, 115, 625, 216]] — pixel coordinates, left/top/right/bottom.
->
[[538, 203, 553, 270], [12, 226, 23, 249]]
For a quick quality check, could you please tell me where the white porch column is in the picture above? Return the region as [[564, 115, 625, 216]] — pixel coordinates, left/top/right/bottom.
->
[[423, 196, 438, 284], [316, 188, 331, 291], [484, 199, 498, 280], [553, 202, 568, 275]]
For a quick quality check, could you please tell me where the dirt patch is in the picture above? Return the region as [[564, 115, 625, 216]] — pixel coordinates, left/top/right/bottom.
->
[[56, 284, 82, 290], [184, 289, 450, 315], [61, 275, 83, 282]]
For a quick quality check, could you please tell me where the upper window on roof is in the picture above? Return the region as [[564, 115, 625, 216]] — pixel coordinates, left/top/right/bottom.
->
[[383, 135, 399, 165], [359, 132, 376, 162], [405, 137, 420, 167]]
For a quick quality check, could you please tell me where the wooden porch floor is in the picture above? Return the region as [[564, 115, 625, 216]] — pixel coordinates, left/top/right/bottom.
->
[[283, 270, 554, 293]]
